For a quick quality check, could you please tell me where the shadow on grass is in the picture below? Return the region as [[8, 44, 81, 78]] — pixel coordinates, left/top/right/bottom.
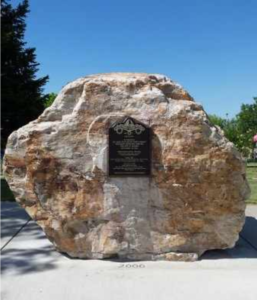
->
[[1, 178, 15, 201]]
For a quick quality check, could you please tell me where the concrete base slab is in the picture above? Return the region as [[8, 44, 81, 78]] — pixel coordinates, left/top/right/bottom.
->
[[1, 202, 257, 300]]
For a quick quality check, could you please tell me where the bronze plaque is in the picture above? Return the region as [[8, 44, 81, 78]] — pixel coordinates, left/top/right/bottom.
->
[[108, 117, 151, 176]]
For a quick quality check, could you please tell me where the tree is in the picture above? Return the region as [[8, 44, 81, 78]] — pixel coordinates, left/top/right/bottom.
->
[[208, 114, 227, 129], [236, 97, 257, 155], [1, 0, 49, 149], [208, 114, 239, 147], [209, 97, 257, 157], [44, 93, 57, 108]]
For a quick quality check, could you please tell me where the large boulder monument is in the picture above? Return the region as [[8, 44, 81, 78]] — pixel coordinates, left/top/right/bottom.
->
[[3, 73, 250, 261]]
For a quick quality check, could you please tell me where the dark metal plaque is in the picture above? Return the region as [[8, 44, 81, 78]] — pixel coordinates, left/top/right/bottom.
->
[[108, 117, 151, 176]]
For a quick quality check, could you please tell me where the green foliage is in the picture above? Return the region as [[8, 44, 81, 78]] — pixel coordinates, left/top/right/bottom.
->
[[1, 0, 49, 149], [208, 97, 257, 157], [208, 114, 227, 129], [208, 114, 239, 146], [236, 97, 257, 153], [44, 93, 57, 108]]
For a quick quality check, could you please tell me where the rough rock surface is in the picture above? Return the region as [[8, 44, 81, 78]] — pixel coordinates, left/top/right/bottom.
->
[[3, 73, 250, 261]]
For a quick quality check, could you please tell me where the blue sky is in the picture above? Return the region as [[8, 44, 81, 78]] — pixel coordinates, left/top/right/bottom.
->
[[14, 0, 257, 117]]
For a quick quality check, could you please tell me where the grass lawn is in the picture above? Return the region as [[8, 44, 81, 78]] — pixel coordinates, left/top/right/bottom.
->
[[0, 159, 14, 201], [246, 164, 257, 204], [1, 163, 257, 203], [1, 177, 15, 201]]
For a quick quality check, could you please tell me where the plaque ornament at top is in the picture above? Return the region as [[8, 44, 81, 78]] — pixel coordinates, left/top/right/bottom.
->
[[109, 117, 151, 176], [113, 118, 145, 135]]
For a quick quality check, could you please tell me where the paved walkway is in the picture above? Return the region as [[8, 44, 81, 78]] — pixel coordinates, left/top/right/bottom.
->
[[1, 202, 257, 300]]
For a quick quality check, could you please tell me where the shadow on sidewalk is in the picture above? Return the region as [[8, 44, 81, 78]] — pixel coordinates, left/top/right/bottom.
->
[[1, 202, 30, 242], [1, 245, 58, 275], [201, 216, 257, 260], [1, 202, 64, 276]]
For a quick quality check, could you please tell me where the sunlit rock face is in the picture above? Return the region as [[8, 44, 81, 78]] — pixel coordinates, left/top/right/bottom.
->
[[3, 73, 250, 261]]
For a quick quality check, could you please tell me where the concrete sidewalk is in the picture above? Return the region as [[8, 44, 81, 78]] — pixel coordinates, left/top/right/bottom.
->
[[1, 202, 257, 300], [1, 202, 30, 249]]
